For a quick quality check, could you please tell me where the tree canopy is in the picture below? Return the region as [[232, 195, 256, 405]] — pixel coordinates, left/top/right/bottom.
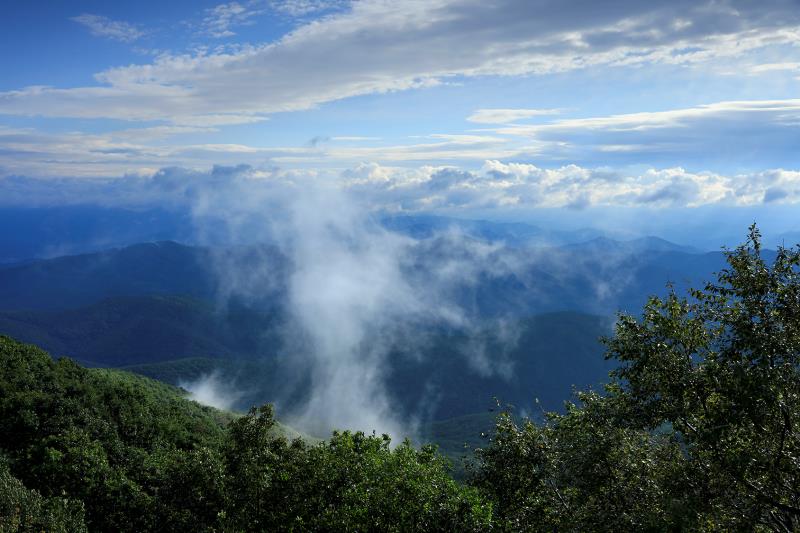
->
[[472, 225, 800, 531]]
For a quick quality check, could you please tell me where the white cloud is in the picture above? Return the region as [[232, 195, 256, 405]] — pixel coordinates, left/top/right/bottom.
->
[[0, 124, 516, 177], [201, 1, 268, 38], [749, 62, 800, 74], [71, 14, 145, 42], [270, 0, 348, 17], [10, 1, 800, 126], [181, 372, 244, 410], [490, 99, 800, 165], [344, 161, 800, 210], [495, 100, 800, 135], [467, 108, 562, 124], [3, 161, 800, 210], [2, 95, 799, 177]]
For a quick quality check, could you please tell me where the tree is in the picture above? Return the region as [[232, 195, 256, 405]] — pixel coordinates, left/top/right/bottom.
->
[[473, 226, 800, 531], [222, 405, 493, 532], [608, 225, 800, 530], [0, 456, 87, 533]]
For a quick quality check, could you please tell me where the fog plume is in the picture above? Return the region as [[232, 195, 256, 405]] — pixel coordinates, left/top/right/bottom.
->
[[181, 371, 244, 411], [189, 173, 523, 439]]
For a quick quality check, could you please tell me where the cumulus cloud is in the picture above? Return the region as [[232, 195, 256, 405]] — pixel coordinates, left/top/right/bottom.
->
[[2, 161, 800, 212], [344, 161, 800, 210], [71, 14, 145, 42], [9, 1, 800, 125]]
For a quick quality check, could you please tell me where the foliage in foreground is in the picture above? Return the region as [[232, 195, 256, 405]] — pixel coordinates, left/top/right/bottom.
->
[[0, 457, 87, 533], [0, 335, 490, 532], [472, 226, 800, 531]]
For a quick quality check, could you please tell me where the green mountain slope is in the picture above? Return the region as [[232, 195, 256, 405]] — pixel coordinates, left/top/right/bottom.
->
[[0, 335, 230, 531], [0, 336, 493, 532], [0, 292, 611, 420]]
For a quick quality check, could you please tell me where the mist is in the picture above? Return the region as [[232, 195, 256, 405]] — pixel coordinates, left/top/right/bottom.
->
[[181, 371, 244, 411], [95, 167, 729, 440], [186, 175, 541, 440]]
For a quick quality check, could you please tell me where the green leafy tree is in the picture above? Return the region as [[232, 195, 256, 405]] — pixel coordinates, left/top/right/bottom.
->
[[222, 405, 493, 532], [608, 225, 800, 530], [474, 226, 800, 531], [0, 457, 87, 533], [0, 336, 227, 532], [471, 396, 685, 531]]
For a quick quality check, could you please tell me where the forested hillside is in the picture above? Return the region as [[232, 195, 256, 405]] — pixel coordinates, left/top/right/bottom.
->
[[0, 336, 490, 532]]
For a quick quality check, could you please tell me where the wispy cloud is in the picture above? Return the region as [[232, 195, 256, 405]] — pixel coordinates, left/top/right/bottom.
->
[[181, 372, 244, 410], [201, 1, 267, 38], [270, 0, 348, 17], [0, 94, 793, 182], [490, 99, 800, 167], [467, 108, 562, 124], [71, 14, 145, 43], [1, 96, 797, 177], [12, 1, 800, 126], [748, 62, 800, 74]]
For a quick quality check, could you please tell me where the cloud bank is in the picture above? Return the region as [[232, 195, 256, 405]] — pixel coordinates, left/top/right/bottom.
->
[[3, 161, 798, 213]]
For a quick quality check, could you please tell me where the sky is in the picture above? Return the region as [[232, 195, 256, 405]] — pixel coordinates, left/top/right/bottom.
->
[[1, 0, 800, 224]]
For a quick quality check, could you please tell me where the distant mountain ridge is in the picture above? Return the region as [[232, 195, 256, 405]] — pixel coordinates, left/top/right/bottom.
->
[[559, 235, 700, 254], [0, 294, 282, 366], [0, 205, 705, 263], [379, 214, 612, 246], [0, 237, 723, 315], [0, 205, 196, 263]]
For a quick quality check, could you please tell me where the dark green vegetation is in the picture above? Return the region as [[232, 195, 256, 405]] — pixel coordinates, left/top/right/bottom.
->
[[0, 457, 87, 533], [0, 336, 490, 532], [473, 227, 800, 531], [2, 228, 797, 531]]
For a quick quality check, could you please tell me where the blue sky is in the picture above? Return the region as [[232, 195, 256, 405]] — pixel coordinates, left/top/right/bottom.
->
[[1, 0, 800, 217]]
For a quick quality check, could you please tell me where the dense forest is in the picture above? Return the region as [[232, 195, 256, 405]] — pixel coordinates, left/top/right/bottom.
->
[[1, 227, 799, 531]]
